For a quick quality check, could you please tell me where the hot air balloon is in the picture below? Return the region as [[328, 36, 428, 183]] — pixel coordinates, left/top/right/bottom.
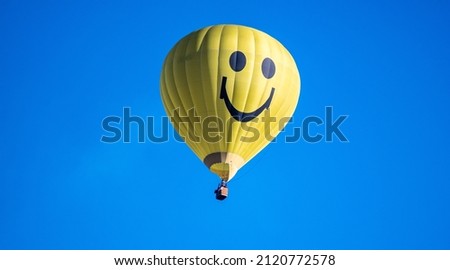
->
[[160, 24, 300, 200]]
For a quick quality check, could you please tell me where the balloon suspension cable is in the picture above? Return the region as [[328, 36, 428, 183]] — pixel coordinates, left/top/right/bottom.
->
[[220, 179, 227, 187]]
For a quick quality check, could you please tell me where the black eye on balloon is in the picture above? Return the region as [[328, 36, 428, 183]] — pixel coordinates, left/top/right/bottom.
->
[[261, 57, 276, 79], [229, 51, 246, 72]]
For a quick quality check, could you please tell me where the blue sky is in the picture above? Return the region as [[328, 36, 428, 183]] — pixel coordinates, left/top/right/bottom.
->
[[1, 0, 450, 249]]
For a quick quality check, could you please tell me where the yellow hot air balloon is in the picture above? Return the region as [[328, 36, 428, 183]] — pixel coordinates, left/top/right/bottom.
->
[[160, 24, 300, 199]]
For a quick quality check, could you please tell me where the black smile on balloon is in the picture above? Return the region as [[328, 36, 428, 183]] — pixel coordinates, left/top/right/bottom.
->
[[220, 51, 276, 123]]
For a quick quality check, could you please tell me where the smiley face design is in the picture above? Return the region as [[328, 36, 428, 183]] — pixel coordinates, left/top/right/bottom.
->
[[220, 51, 276, 122]]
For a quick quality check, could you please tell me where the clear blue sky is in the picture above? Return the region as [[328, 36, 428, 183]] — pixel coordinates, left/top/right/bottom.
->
[[1, 0, 449, 249]]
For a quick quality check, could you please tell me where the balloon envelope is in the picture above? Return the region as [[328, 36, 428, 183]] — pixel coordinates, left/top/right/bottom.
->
[[160, 24, 300, 181]]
